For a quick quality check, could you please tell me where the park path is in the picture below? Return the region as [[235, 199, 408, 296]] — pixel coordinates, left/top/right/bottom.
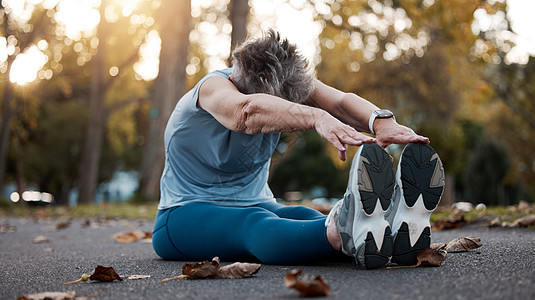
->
[[1, 216, 534, 299]]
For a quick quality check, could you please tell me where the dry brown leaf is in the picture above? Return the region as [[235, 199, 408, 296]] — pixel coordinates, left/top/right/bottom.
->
[[284, 269, 331, 297], [445, 236, 482, 252], [32, 235, 50, 244], [219, 262, 261, 279], [182, 257, 221, 279], [416, 247, 447, 267], [432, 213, 467, 231], [17, 291, 76, 300], [512, 214, 535, 227], [89, 266, 123, 282], [112, 230, 150, 243], [161, 257, 261, 282], [430, 242, 446, 250], [56, 220, 71, 230]]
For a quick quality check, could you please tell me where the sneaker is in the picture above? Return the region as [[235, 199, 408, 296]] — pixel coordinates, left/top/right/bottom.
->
[[326, 143, 395, 269], [388, 143, 445, 266]]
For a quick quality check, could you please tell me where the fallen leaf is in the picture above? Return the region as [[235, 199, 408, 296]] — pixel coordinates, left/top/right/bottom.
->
[[0, 223, 16, 233], [219, 262, 261, 279], [512, 214, 535, 227], [112, 230, 151, 243], [17, 291, 76, 300], [432, 214, 467, 231], [488, 217, 501, 228], [56, 220, 71, 230], [89, 266, 123, 282], [445, 236, 482, 252], [182, 257, 221, 279], [430, 242, 446, 250], [284, 269, 331, 297], [161, 257, 262, 282], [415, 248, 447, 267], [32, 235, 50, 244], [81, 219, 92, 228]]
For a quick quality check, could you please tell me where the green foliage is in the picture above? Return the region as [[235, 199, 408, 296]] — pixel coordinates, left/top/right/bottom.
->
[[464, 137, 512, 205], [15, 99, 87, 204], [269, 131, 348, 198]]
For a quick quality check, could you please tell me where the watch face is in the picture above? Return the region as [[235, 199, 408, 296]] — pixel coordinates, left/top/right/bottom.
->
[[376, 109, 394, 118]]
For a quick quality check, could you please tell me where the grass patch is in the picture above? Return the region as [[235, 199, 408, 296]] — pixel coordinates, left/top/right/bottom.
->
[[0, 201, 158, 220], [431, 205, 534, 225]]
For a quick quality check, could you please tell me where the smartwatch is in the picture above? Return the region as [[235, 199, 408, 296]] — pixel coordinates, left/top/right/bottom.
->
[[368, 109, 394, 135]]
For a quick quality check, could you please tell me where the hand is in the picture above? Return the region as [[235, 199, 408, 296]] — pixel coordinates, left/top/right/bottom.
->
[[373, 118, 429, 148], [314, 112, 376, 161]]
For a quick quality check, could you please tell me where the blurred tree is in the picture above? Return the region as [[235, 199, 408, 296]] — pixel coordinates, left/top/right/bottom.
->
[[229, 0, 249, 53], [78, 0, 155, 204], [464, 137, 511, 205], [137, 0, 192, 202], [0, 1, 57, 195], [15, 100, 87, 205]]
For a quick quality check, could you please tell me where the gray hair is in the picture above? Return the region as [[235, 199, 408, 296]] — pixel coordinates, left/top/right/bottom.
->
[[231, 29, 315, 104]]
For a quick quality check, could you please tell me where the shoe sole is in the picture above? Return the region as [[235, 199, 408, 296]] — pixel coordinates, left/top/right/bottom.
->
[[391, 143, 445, 266], [339, 143, 395, 269]]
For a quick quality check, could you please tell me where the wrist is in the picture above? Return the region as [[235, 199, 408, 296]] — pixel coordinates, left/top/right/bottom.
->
[[368, 109, 394, 135]]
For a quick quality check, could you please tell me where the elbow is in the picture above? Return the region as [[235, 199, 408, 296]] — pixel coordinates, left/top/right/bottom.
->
[[234, 97, 261, 134]]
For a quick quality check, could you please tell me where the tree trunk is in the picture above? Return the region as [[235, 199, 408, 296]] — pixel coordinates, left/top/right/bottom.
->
[[229, 0, 249, 53], [0, 3, 14, 195], [137, 0, 192, 202], [77, 3, 109, 204], [0, 76, 13, 196]]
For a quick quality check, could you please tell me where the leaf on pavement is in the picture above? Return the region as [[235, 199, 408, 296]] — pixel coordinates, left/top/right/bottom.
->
[[430, 242, 446, 250], [56, 220, 71, 230], [161, 257, 261, 282], [416, 247, 448, 267], [89, 266, 123, 282], [284, 269, 331, 297], [219, 262, 261, 279], [182, 257, 221, 279], [17, 291, 76, 300], [32, 235, 50, 244], [112, 230, 151, 243], [0, 223, 16, 233], [445, 236, 482, 252]]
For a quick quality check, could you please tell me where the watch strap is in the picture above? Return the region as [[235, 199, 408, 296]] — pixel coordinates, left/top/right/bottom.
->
[[368, 109, 394, 135]]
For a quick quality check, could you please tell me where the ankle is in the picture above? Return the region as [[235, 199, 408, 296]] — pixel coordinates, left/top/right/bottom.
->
[[326, 225, 342, 251]]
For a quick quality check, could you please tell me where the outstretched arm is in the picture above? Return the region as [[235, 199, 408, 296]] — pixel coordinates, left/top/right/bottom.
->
[[197, 76, 375, 160], [309, 79, 429, 148]]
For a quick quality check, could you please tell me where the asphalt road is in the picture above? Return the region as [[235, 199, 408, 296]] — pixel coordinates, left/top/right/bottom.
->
[[1, 216, 534, 299]]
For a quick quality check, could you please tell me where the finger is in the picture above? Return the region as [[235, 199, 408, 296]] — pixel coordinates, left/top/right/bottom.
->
[[328, 136, 346, 152], [338, 145, 347, 161], [339, 131, 375, 146]]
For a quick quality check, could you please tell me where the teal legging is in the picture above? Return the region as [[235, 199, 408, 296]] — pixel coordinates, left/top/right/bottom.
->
[[152, 201, 338, 264]]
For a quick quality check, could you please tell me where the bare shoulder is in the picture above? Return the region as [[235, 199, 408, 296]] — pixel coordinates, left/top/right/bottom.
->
[[198, 76, 241, 109]]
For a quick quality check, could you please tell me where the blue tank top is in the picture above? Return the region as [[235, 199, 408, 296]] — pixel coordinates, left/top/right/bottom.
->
[[158, 68, 280, 210]]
